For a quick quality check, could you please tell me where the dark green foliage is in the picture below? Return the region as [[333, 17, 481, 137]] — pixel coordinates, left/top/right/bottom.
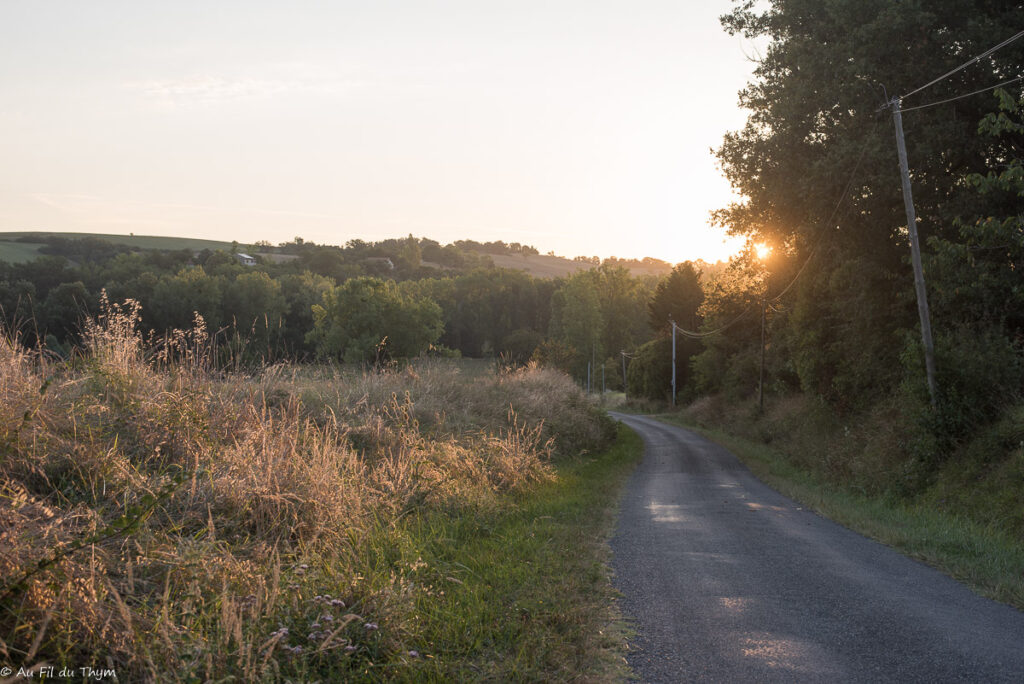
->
[[308, 277, 443, 363], [41, 281, 93, 341], [547, 265, 653, 380], [715, 0, 1024, 408], [626, 335, 702, 402], [648, 262, 703, 334], [626, 338, 671, 401]]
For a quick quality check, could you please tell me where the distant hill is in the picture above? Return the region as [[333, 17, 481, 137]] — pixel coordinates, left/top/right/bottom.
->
[[0, 232, 236, 263], [0, 231, 703, 278]]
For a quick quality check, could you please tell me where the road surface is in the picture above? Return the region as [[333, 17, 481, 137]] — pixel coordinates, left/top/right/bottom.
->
[[608, 412, 1024, 683]]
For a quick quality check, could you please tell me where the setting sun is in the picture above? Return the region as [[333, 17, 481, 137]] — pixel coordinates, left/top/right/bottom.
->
[[755, 243, 772, 261]]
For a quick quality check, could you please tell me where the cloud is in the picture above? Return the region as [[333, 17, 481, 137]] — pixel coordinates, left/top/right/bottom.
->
[[125, 73, 362, 104]]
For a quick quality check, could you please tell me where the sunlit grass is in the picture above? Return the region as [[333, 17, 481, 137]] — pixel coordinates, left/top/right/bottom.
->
[[0, 299, 627, 680]]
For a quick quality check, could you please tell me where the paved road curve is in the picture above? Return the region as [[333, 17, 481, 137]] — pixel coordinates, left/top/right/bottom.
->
[[609, 413, 1024, 683]]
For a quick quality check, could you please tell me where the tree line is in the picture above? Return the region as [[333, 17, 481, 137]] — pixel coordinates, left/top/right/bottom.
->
[[0, 234, 705, 384]]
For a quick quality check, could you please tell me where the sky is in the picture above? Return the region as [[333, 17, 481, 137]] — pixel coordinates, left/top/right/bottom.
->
[[0, 1, 763, 263]]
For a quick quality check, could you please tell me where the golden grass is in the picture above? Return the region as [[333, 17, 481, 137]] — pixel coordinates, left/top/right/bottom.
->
[[0, 298, 614, 680]]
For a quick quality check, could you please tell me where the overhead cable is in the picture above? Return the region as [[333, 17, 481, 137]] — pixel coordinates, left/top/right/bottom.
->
[[901, 28, 1024, 101], [769, 138, 872, 303], [900, 74, 1024, 112], [673, 305, 755, 339]]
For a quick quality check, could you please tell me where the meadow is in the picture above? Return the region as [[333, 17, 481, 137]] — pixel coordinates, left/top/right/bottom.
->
[[0, 299, 634, 681]]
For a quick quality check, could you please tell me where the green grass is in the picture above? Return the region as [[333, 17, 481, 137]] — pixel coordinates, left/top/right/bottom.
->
[[659, 414, 1024, 610], [0, 231, 236, 256], [340, 425, 643, 682], [0, 239, 46, 263]]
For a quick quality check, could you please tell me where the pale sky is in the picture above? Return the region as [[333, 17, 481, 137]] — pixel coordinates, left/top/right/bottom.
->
[[0, 1, 761, 263]]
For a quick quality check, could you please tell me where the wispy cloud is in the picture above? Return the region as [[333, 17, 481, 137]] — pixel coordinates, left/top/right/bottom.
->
[[125, 73, 363, 104]]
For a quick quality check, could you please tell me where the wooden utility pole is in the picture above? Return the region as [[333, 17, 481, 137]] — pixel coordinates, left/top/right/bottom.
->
[[621, 351, 628, 397], [890, 97, 938, 407], [759, 293, 766, 413], [670, 319, 677, 407]]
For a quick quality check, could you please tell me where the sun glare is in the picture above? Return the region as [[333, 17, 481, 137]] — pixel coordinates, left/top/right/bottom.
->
[[755, 243, 772, 261]]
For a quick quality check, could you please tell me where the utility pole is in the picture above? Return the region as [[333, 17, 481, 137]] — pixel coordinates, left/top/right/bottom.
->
[[759, 292, 766, 413], [587, 360, 591, 394], [602, 364, 606, 394], [890, 97, 938, 407], [621, 350, 628, 397], [592, 344, 596, 395], [670, 318, 677, 407]]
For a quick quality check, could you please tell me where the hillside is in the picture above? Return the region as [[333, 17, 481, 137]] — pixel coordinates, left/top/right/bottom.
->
[[0, 232, 237, 263], [0, 231, 686, 278]]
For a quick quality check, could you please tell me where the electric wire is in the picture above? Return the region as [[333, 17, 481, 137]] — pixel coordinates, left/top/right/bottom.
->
[[672, 305, 756, 339], [667, 118, 876, 339], [768, 136, 872, 304], [900, 28, 1024, 101], [899, 74, 1024, 113]]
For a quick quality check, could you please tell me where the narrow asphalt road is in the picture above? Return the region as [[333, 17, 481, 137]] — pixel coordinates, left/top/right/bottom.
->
[[608, 412, 1024, 683]]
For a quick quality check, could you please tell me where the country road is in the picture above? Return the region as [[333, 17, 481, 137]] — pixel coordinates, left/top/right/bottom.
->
[[608, 412, 1024, 683]]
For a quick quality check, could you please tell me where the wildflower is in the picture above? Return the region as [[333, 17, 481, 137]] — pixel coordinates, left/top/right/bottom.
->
[[344, 645, 358, 654], [364, 622, 379, 631], [320, 614, 334, 623], [408, 650, 420, 658], [288, 584, 300, 591], [310, 622, 321, 630], [330, 599, 346, 608], [290, 645, 303, 655]]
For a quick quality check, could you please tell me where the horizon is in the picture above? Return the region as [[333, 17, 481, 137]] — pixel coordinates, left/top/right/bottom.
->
[[0, 229, 733, 266]]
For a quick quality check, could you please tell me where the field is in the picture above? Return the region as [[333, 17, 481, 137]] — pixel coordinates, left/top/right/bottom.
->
[[0, 232, 237, 262], [0, 301, 636, 681], [0, 240, 48, 264]]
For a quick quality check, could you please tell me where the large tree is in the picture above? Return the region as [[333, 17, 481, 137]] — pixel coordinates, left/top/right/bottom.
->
[[648, 262, 704, 335], [308, 277, 443, 364], [715, 0, 1024, 404]]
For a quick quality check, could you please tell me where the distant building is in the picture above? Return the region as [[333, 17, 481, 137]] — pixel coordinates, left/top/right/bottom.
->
[[365, 257, 395, 270], [235, 253, 257, 266]]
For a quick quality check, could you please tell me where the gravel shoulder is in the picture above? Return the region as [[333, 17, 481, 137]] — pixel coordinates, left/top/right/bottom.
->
[[609, 412, 1024, 683]]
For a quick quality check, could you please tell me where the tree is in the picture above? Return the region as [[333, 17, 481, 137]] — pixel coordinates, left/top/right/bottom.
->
[[149, 267, 225, 332], [648, 262, 704, 335], [41, 281, 93, 341], [549, 274, 603, 380], [308, 277, 443, 363], [714, 0, 1024, 404], [222, 271, 287, 352]]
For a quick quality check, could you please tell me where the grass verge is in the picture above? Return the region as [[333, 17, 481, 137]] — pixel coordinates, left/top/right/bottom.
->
[[657, 414, 1024, 610], [1, 297, 641, 680], [361, 424, 642, 682]]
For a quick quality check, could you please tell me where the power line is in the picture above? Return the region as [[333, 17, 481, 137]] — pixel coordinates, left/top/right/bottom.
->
[[671, 122, 874, 338], [900, 74, 1024, 113], [901, 28, 1024, 101], [673, 304, 754, 339], [768, 136, 872, 304]]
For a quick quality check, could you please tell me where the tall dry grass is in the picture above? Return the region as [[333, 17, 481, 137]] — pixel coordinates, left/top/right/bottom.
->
[[0, 298, 613, 680]]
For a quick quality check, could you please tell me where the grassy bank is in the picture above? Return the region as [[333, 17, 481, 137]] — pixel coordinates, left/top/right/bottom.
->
[[380, 426, 641, 682], [0, 299, 637, 681], [661, 395, 1024, 610]]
